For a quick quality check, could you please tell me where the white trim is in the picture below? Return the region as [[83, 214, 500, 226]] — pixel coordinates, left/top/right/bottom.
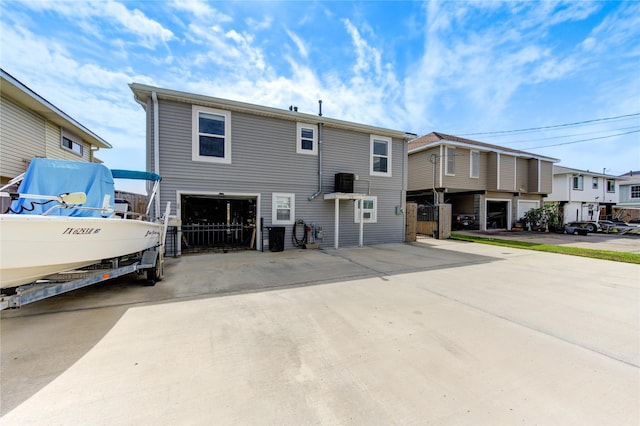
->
[[496, 153, 501, 190], [485, 197, 513, 230], [192, 105, 231, 164], [272, 192, 295, 225], [439, 145, 443, 187], [354, 196, 378, 223], [445, 146, 455, 176], [513, 156, 517, 191], [60, 128, 84, 157], [176, 190, 261, 250], [537, 159, 541, 193], [296, 122, 317, 155], [470, 149, 479, 178], [370, 135, 392, 177]]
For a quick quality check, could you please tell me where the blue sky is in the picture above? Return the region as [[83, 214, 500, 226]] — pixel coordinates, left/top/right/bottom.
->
[[1, 0, 639, 191]]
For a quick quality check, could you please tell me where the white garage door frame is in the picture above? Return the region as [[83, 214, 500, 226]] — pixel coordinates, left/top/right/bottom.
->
[[517, 200, 540, 223]]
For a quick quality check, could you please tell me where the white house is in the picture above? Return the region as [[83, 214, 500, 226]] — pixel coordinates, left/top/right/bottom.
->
[[615, 171, 640, 221], [546, 165, 622, 223]]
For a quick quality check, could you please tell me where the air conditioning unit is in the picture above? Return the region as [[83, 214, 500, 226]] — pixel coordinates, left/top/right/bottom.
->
[[335, 173, 355, 193]]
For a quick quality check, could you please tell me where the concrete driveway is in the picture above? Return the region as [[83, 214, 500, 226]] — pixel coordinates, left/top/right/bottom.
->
[[2, 240, 639, 425]]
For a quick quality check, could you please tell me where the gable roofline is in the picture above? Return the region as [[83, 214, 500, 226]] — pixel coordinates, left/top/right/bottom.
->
[[0, 69, 112, 150], [408, 131, 559, 162], [553, 165, 623, 180], [129, 82, 415, 140]]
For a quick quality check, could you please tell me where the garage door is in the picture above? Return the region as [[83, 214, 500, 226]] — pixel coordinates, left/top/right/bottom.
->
[[518, 201, 539, 222]]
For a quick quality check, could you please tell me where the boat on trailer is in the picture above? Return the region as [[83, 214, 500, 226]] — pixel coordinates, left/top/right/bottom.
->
[[0, 159, 169, 291]]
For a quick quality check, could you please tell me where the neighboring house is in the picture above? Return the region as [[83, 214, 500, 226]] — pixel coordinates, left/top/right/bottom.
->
[[408, 132, 558, 231], [0, 69, 112, 184], [129, 83, 413, 252], [546, 165, 621, 223], [615, 171, 640, 221]]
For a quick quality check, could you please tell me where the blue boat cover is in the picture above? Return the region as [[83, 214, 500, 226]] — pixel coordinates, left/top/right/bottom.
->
[[12, 159, 115, 217]]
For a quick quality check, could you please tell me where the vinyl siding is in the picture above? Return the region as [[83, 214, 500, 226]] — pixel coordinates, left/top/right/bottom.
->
[[500, 154, 516, 191], [527, 159, 539, 192], [1, 93, 45, 179], [441, 147, 487, 190], [1, 93, 91, 181], [154, 98, 405, 249], [516, 158, 529, 192], [487, 152, 498, 190], [408, 148, 439, 191], [539, 161, 552, 193]]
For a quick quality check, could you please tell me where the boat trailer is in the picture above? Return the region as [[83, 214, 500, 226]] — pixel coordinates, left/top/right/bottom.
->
[[0, 203, 170, 311]]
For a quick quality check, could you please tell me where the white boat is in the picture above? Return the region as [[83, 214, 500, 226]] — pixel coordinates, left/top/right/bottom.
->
[[0, 159, 166, 289]]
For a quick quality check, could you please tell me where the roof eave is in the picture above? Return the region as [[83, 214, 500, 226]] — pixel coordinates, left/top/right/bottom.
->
[[1, 69, 112, 150], [130, 83, 413, 140]]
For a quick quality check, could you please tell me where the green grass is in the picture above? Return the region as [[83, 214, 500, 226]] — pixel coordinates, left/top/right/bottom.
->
[[450, 233, 640, 264]]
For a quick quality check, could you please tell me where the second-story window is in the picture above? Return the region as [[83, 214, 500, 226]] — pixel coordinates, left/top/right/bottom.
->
[[572, 176, 583, 190], [296, 123, 317, 155], [631, 185, 640, 199], [370, 135, 392, 177], [592, 177, 598, 189], [61, 130, 83, 156], [445, 146, 455, 176], [607, 180, 615, 193], [192, 105, 231, 164], [470, 150, 479, 178]]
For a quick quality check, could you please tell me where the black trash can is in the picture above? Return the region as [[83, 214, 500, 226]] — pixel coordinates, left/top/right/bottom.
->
[[268, 227, 285, 252]]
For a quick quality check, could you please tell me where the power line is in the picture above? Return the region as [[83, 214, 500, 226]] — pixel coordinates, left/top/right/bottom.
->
[[498, 125, 640, 145], [522, 129, 640, 150], [459, 112, 640, 136]]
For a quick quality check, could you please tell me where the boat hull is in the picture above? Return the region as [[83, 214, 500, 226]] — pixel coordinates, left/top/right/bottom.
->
[[0, 215, 162, 289]]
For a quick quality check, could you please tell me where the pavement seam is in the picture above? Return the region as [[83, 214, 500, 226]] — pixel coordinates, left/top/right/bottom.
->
[[415, 284, 640, 369]]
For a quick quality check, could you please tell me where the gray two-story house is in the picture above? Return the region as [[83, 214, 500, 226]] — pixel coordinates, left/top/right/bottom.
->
[[408, 132, 558, 230], [0, 69, 112, 184], [130, 83, 413, 253]]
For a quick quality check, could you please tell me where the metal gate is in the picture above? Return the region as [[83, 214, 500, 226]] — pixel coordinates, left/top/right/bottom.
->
[[417, 204, 439, 237]]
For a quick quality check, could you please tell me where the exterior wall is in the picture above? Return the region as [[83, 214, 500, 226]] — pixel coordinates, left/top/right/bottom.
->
[[440, 146, 487, 190], [486, 152, 498, 190], [1, 92, 91, 182], [152, 98, 405, 250], [499, 154, 516, 191], [619, 181, 640, 206], [516, 158, 529, 193], [548, 173, 619, 204], [408, 148, 438, 191], [1, 93, 45, 179], [539, 161, 553, 193]]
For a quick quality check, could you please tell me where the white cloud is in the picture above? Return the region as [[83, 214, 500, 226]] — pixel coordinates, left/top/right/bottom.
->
[[286, 30, 309, 59], [170, 0, 232, 22]]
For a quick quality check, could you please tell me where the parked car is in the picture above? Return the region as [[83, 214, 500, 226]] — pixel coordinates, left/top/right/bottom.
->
[[453, 214, 477, 230]]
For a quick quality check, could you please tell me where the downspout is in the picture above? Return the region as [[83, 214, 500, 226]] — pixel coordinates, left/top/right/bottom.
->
[[152, 91, 160, 216], [308, 100, 324, 201]]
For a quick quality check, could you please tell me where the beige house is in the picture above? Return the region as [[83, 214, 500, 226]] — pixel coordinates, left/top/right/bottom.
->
[[0, 69, 111, 184], [408, 132, 558, 231]]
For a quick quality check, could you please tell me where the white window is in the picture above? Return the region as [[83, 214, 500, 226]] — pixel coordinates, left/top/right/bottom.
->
[[61, 129, 83, 156], [572, 176, 583, 190], [470, 150, 479, 178], [272, 193, 295, 225], [592, 177, 598, 189], [192, 105, 231, 164], [354, 196, 377, 223], [631, 185, 640, 199], [606, 180, 615, 193], [296, 123, 317, 155], [370, 135, 392, 177], [445, 146, 455, 176]]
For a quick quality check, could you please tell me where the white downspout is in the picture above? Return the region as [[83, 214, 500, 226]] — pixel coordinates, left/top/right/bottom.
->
[[152, 91, 160, 216]]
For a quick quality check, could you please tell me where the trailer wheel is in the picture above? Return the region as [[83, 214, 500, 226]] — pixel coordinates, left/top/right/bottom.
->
[[145, 253, 164, 285]]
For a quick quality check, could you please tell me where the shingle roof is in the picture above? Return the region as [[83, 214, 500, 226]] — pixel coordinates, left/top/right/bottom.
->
[[408, 131, 558, 162]]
